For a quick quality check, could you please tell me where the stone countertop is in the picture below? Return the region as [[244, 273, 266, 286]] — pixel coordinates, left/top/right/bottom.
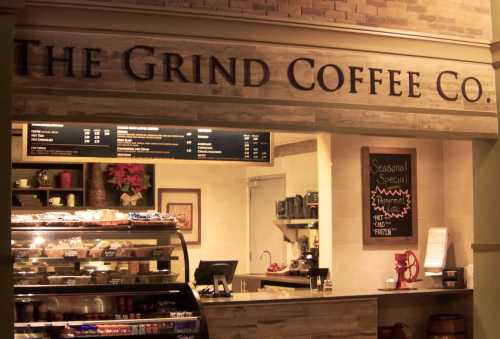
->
[[234, 273, 310, 284], [201, 288, 472, 306]]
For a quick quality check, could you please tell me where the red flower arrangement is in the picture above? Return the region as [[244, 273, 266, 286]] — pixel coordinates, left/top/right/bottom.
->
[[107, 164, 151, 195]]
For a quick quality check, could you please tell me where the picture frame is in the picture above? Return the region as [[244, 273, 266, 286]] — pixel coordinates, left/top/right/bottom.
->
[[167, 203, 193, 231], [362, 147, 418, 246], [158, 188, 201, 245]]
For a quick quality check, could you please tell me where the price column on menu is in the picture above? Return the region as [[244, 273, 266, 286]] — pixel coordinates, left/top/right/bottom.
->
[[243, 133, 269, 161], [28, 123, 116, 157]]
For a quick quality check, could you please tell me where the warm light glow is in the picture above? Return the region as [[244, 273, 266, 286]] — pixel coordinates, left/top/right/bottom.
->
[[32, 236, 46, 246]]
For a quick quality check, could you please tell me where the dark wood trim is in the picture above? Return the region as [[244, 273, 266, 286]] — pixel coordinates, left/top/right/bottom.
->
[[0, 11, 16, 339], [274, 139, 316, 158], [472, 243, 500, 252], [0, 0, 25, 14], [158, 188, 201, 246], [362, 147, 418, 246]]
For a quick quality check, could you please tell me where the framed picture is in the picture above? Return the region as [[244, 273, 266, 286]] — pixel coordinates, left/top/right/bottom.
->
[[167, 203, 193, 231], [158, 188, 201, 245], [362, 147, 418, 246]]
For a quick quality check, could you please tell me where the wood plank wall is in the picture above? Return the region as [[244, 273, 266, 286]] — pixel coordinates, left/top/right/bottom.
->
[[204, 298, 378, 339], [11, 28, 497, 139]]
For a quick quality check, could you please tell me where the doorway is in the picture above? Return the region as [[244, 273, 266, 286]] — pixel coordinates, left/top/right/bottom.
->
[[249, 175, 286, 273]]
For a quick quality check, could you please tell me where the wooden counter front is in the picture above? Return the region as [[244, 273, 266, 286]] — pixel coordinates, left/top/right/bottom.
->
[[201, 289, 472, 339], [203, 297, 377, 339]]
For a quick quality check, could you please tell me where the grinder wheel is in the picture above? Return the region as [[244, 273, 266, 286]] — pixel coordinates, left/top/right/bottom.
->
[[402, 250, 419, 283]]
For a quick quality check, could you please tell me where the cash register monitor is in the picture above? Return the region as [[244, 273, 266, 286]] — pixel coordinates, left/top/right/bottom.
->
[[194, 260, 238, 297]]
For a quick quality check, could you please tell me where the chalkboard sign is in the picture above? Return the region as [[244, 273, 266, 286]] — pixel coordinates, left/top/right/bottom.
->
[[25, 123, 271, 164], [362, 147, 417, 245]]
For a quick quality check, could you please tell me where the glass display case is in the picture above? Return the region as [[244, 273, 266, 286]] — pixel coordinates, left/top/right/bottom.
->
[[11, 213, 207, 339]]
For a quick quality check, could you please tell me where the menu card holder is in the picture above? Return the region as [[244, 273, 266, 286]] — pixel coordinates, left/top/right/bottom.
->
[[424, 227, 449, 276]]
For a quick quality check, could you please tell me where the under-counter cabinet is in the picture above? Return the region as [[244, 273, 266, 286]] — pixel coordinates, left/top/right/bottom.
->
[[203, 298, 377, 339]]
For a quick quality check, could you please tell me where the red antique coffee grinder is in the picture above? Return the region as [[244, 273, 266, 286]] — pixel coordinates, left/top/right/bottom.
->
[[395, 250, 419, 289]]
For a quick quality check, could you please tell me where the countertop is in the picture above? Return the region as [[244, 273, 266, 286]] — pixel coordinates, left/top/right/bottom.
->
[[234, 273, 309, 284], [201, 288, 472, 306]]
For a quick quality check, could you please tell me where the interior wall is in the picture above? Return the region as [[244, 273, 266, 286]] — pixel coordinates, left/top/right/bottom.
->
[[246, 151, 318, 196], [443, 141, 474, 269], [246, 148, 318, 265], [55, 0, 492, 40], [155, 163, 248, 280], [331, 134, 473, 290], [12, 135, 22, 162]]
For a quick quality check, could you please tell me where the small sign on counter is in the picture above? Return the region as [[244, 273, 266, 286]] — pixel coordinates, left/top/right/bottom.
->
[[362, 147, 418, 245]]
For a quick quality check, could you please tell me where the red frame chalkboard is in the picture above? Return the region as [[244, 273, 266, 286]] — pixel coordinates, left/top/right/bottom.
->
[[362, 147, 418, 246]]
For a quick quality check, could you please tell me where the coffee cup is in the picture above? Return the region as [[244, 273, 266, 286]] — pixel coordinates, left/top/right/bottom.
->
[[17, 179, 29, 188], [384, 278, 396, 290], [66, 194, 76, 208], [49, 197, 62, 206]]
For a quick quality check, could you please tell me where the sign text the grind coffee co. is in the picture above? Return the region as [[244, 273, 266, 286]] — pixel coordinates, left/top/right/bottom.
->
[[14, 39, 490, 104], [11, 31, 497, 138], [362, 147, 417, 245]]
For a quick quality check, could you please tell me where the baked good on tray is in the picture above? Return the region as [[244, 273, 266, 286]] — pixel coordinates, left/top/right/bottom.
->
[[45, 237, 89, 258], [11, 209, 177, 227], [128, 211, 177, 226]]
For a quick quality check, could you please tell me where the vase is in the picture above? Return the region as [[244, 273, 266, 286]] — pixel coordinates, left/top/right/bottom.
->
[[120, 192, 142, 207], [88, 163, 106, 207]]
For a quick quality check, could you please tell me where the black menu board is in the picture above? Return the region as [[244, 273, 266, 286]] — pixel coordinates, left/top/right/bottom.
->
[[28, 123, 116, 157], [362, 147, 417, 245], [27, 123, 270, 163]]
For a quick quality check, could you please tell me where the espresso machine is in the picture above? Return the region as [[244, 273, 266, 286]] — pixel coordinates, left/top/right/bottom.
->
[[289, 235, 319, 276]]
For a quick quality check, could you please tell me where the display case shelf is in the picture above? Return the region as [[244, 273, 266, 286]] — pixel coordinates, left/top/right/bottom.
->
[[14, 283, 190, 297], [15, 316, 200, 329], [15, 255, 179, 264], [12, 224, 177, 233]]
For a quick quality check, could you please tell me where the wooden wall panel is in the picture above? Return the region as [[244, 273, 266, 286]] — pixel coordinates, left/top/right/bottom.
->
[[10, 28, 498, 138], [204, 298, 377, 339], [12, 93, 498, 138]]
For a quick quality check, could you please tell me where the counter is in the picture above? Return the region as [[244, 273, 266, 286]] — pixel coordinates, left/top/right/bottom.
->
[[232, 274, 309, 292], [201, 288, 473, 339], [202, 287, 472, 305]]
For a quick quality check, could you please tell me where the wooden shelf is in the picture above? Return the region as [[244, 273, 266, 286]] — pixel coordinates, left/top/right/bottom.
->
[[13, 187, 84, 191], [12, 162, 156, 210]]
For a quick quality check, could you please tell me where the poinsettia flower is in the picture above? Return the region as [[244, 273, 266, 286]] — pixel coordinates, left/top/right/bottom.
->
[[107, 164, 150, 195], [128, 164, 145, 174]]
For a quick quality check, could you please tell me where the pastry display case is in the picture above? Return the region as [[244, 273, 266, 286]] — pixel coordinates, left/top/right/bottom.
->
[[11, 210, 208, 339]]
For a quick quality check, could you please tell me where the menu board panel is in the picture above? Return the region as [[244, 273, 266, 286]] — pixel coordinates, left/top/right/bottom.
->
[[362, 147, 418, 245], [28, 123, 116, 158], [27, 123, 270, 163]]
